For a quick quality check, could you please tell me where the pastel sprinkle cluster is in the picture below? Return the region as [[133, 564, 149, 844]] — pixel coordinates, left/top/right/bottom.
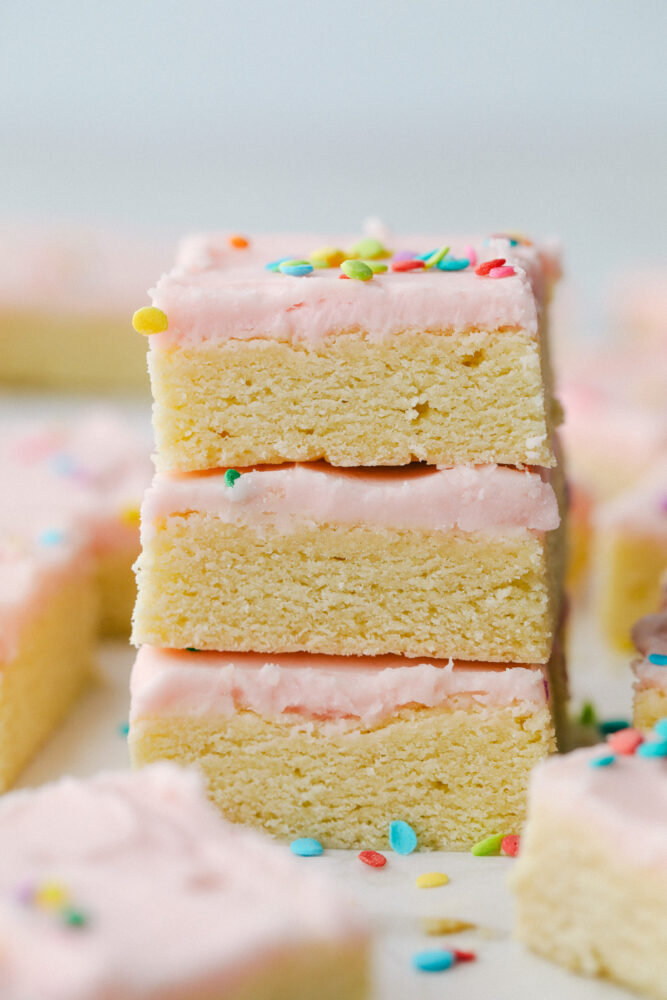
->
[[267, 234, 523, 282], [14, 880, 88, 929], [589, 718, 667, 767]]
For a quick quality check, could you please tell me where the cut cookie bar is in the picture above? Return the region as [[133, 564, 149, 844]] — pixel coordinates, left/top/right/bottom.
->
[[595, 459, 667, 650], [631, 575, 667, 729], [511, 739, 667, 999], [129, 647, 565, 850], [132, 461, 564, 663], [0, 225, 172, 392], [0, 765, 369, 1000], [144, 232, 561, 472]]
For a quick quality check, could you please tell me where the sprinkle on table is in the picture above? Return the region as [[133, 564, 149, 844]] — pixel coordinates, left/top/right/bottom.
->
[[224, 469, 241, 489], [471, 833, 504, 856], [341, 259, 374, 281], [412, 949, 455, 973], [117, 721, 130, 738], [358, 850, 387, 868], [416, 871, 449, 889], [500, 834, 521, 857], [389, 820, 418, 855], [228, 234, 249, 249], [453, 949, 477, 963], [421, 916, 476, 935], [289, 837, 323, 857], [132, 306, 168, 335]]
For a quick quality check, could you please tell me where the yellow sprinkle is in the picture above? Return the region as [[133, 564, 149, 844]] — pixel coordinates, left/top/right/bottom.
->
[[416, 871, 449, 889], [119, 505, 140, 528], [36, 883, 69, 909], [421, 917, 476, 935], [308, 246, 347, 268], [132, 306, 168, 335]]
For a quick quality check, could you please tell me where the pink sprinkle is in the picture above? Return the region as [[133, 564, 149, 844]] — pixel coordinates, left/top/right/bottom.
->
[[608, 728, 644, 755], [392, 250, 417, 262], [489, 265, 515, 279], [464, 244, 477, 267], [501, 834, 521, 857]]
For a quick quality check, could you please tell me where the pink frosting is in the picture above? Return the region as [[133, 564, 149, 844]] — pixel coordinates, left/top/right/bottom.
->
[[130, 647, 550, 728], [0, 765, 363, 1000], [148, 233, 559, 348], [140, 461, 559, 543], [529, 746, 667, 871], [0, 413, 152, 661]]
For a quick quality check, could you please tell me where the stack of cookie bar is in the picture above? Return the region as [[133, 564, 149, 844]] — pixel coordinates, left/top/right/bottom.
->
[[130, 231, 567, 849]]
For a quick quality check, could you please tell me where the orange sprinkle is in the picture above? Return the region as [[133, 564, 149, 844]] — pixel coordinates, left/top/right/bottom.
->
[[229, 234, 249, 249]]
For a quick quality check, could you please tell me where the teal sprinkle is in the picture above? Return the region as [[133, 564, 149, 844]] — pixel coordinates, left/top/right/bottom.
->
[[598, 719, 630, 736], [416, 248, 438, 261], [38, 528, 66, 547], [117, 721, 129, 738], [265, 257, 291, 272], [412, 949, 455, 973], [648, 653, 667, 666], [290, 837, 323, 857], [589, 754, 616, 768], [638, 740, 667, 758], [437, 257, 469, 271], [654, 718, 667, 738], [224, 468, 241, 488], [389, 820, 417, 855]]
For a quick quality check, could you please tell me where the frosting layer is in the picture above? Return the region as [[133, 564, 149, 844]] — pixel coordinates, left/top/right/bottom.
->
[[149, 233, 559, 348], [0, 765, 361, 999], [131, 648, 550, 727], [141, 461, 560, 542], [529, 747, 667, 871]]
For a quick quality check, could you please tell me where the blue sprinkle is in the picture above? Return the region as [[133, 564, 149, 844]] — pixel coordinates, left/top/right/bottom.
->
[[437, 257, 469, 271], [289, 837, 323, 857], [38, 528, 65, 547], [117, 721, 129, 737], [589, 754, 616, 768], [598, 719, 630, 736], [389, 820, 417, 855], [265, 257, 292, 272], [648, 653, 667, 666], [654, 718, 667, 738], [412, 949, 455, 973], [278, 261, 313, 277], [638, 740, 667, 758], [51, 453, 77, 476]]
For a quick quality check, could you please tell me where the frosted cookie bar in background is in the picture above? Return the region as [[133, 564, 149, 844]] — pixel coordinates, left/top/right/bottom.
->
[[132, 461, 565, 664], [511, 737, 667, 999], [0, 765, 370, 1000], [129, 645, 567, 850], [0, 412, 151, 790], [0, 225, 173, 392], [631, 575, 667, 729], [139, 232, 561, 472]]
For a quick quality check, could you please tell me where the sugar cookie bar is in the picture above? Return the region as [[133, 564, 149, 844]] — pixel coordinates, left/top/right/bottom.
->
[[129, 647, 565, 850], [511, 740, 667, 999], [143, 232, 561, 472], [132, 461, 564, 663], [0, 765, 369, 999]]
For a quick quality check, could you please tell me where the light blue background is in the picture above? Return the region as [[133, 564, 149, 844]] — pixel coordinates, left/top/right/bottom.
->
[[2, 0, 666, 323]]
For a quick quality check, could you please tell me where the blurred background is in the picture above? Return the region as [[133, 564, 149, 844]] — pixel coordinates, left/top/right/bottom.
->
[[2, 0, 666, 329]]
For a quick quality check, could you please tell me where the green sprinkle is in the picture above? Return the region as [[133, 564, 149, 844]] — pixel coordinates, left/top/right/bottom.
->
[[359, 259, 388, 274], [598, 719, 630, 736], [186, 647, 202, 653], [224, 469, 241, 488], [348, 237, 390, 260], [471, 834, 504, 856], [424, 246, 450, 269], [341, 259, 373, 281], [577, 701, 598, 727], [62, 907, 88, 928]]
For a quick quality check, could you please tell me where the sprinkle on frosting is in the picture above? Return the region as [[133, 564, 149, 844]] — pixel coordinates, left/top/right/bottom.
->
[[228, 234, 249, 249], [649, 653, 667, 665], [389, 820, 417, 855], [347, 237, 391, 260], [223, 468, 241, 489], [471, 833, 503, 856], [38, 528, 65, 547], [341, 259, 373, 281], [358, 850, 387, 868], [423, 246, 450, 269], [289, 837, 323, 857], [607, 728, 643, 755], [132, 306, 168, 334], [391, 257, 425, 272], [475, 258, 506, 277], [589, 753, 616, 768], [278, 260, 314, 277], [416, 872, 449, 889], [308, 247, 347, 268]]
